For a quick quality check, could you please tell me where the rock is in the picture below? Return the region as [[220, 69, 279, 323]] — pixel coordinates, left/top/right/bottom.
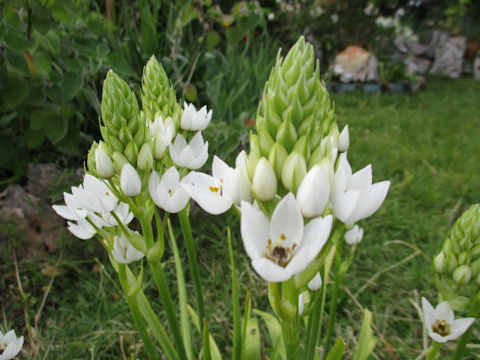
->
[[333, 45, 379, 83], [26, 163, 62, 197], [474, 51, 480, 80], [0, 184, 63, 257], [431, 36, 466, 78], [405, 56, 432, 75]]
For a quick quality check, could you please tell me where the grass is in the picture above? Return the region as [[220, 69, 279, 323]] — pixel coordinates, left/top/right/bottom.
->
[[1, 76, 480, 359]]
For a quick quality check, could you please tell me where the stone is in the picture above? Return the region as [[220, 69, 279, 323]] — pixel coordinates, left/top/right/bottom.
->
[[474, 51, 480, 80], [431, 36, 466, 78], [0, 184, 63, 257], [333, 45, 379, 83], [405, 56, 432, 75], [26, 163, 62, 197]]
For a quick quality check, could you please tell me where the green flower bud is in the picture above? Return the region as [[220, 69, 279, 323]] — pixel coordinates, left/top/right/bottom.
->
[[476, 274, 480, 285], [453, 265, 472, 285], [124, 141, 139, 164], [471, 259, 480, 275], [292, 134, 310, 160], [433, 252, 446, 274], [458, 251, 469, 265], [96, 141, 115, 179], [137, 143, 153, 171], [276, 118, 297, 152], [268, 143, 288, 179], [112, 152, 129, 172], [87, 142, 98, 175], [108, 134, 125, 153], [252, 158, 277, 202], [141, 56, 181, 127], [258, 125, 275, 158], [281, 153, 307, 193], [250, 133, 261, 158], [247, 152, 260, 182], [446, 253, 458, 273]]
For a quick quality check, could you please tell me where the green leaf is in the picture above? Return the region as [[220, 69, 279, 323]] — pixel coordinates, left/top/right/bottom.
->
[[353, 310, 377, 360], [44, 113, 68, 144], [245, 317, 261, 360], [1, 75, 27, 110], [202, 320, 212, 360], [24, 85, 46, 106], [82, 87, 101, 116], [62, 72, 84, 101], [105, 53, 136, 77], [5, 49, 29, 76], [55, 121, 82, 155], [25, 128, 45, 149], [206, 31, 221, 48], [33, 29, 60, 55], [4, 31, 30, 51], [254, 309, 286, 359], [96, 43, 110, 58], [325, 338, 345, 360], [30, 111, 46, 130], [187, 305, 222, 360], [31, 51, 52, 76], [0, 112, 16, 127]]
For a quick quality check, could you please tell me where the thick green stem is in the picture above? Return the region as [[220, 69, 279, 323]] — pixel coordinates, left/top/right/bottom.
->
[[228, 228, 242, 360], [281, 280, 301, 360], [178, 206, 205, 323], [451, 291, 480, 360], [426, 341, 442, 360], [304, 291, 322, 360]]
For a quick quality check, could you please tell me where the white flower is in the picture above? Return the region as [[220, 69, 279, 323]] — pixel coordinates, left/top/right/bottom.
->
[[180, 102, 212, 131], [67, 218, 97, 240], [101, 202, 134, 227], [296, 161, 332, 218], [252, 158, 277, 202], [338, 125, 349, 152], [120, 163, 142, 197], [150, 115, 175, 159], [298, 293, 305, 315], [421, 297, 475, 343], [308, 272, 323, 290], [71, 174, 118, 213], [149, 167, 190, 213], [52, 191, 89, 221], [223, 151, 252, 205], [95, 142, 114, 178], [169, 132, 209, 170], [345, 225, 364, 245], [241, 193, 333, 282], [0, 329, 23, 360], [111, 233, 145, 264], [331, 153, 390, 224]]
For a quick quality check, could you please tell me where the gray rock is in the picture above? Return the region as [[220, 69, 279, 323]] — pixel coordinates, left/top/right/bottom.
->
[[431, 36, 466, 78], [474, 51, 480, 80], [26, 163, 62, 197], [406, 56, 432, 75]]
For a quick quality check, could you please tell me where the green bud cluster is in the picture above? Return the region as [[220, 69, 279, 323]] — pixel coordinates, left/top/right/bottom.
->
[[100, 70, 149, 169], [141, 56, 181, 128], [434, 204, 480, 310], [248, 36, 338, 195]]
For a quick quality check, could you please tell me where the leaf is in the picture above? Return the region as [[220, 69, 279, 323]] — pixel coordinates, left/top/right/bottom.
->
[[353, 310, 377, 360], [206, 31, 221, 48], [245, 317, 261, 360], [0, 112, 16, 127], [62, 72, 84, 101], [55, 121, 81, 155], [25, 128, 45, 149], [254, 309, 286, 359], [105, 53, 136, 77], [325, 338, 345, 360], [30, 111, 46, 130], [4, 31, 30, 51], [187, 305, 222, 360], [1, 75, 27, 110], [32, 51, 52, 76], [82, 87, 101, 116], [96, 43, 110, 58], [5, 49, 29, 76], [33, 29, 60, 55], [44, 113, 68, 144]]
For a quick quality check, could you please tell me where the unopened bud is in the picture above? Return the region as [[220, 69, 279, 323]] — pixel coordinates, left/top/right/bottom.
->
[[453, 265, 472, 285], [252, 158, 277, 202], [120, 163, 142, 197], [268, 143, 288, 178], [124, 141, 139, 164], [281, 152, 307, 193], [446, 253, 458, 273], [137, 143, 153, 171], [338, 125, 349, 152], [433, 252, 446, 274], [112, 152, 129, 172], [96, 141, 115, 178]]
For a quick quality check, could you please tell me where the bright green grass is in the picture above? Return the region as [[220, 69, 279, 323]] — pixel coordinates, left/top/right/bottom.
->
[[1, 77, 479, 359]]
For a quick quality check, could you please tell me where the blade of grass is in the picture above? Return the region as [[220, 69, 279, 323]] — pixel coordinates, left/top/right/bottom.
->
[[228, 227, 242, 360]]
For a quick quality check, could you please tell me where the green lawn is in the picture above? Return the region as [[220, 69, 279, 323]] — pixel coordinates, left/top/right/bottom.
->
[[1, 77, 479, 359]]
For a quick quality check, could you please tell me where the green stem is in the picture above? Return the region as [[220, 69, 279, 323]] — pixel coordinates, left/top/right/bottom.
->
[[178, 206, 205, 323], [228, 228, 242, 360], [451, 291, 480, 360], [426, 342, 442, 360], [281, 280, 301, 360], [304, 291, 322, 360], [324, 237, 344, 356]]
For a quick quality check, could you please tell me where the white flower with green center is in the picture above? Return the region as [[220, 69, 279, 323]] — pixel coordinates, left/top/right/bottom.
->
[[421, 297, 475, 343], [149, 115, 175, 159], [71, 174, 118, 213], [180, 102, 212, 131], [111, 233, 145, 264], [241, 193, 333, 282], [169, 132, 209, 170], [149, 167, 190, 213], [0, 329, 23, 360], [331, 153, 390, 224]]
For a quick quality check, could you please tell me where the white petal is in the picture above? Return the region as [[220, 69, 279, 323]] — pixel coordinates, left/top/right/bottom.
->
[[270, 193, 303, 247], [120, 164, 141, 197], [308, 272, 323, 290], [212, 156, 232, 181], [149, 171, 161, 199], [296, 164, 330, 218], [348, 164, 372, 190], [190, 132, 205, 154], [298, 293, 305, 315], [446, 318, 475, 340], [435, 301, 454, 324], [333, 190, 361, 223], [52, 205, 78, 221], [427, 329, 448, 343], [184, 183, 232, 214], [67, 220, 96, 240], [422, 297, 435, 329], [252, 258, 292, 282], [240, 201, 269, 261], [352, 181, 390, 221]]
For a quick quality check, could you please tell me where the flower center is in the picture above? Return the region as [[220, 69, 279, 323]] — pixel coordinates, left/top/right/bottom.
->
[[0, 342, 7, 353], [432, 319, 451, 337], [209, 181, 224, 196], [265, 234, 297, 267]]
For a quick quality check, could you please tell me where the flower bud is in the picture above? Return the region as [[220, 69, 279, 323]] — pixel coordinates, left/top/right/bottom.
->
[[268, 143, 288, 179], [308, 272, 323, 291], [124, 141, 139, 164], [345, 225, 364, 245], [281, 152, 307, 193], [246, 152, 260, 181], [87, 142, 98, 175], [95, 141, 115, 178], [276, 119, 297, 152], [137, 143, 153, 171], [433, 252, 446, 274], [446, 253, 458, 273], [453, 265, 472, 285], [252, 158, 277, 202], [112, 152, 129, 172], [296, 160, 331, 218], [120, 163, 142, 197], [338, 125, 349, 152]]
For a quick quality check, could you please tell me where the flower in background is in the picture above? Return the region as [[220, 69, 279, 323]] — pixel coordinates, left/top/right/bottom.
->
[[149, 167, 190, 213], [331, 153, 390, 224], [180, 103, 212, 131], [345, 225, 364, 245], [0, 329, 24, 360], [169, 132, 209, 170], [111, 233, 145, 264], [241, 193, 332, 282], [421, 297, 475, 343]]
